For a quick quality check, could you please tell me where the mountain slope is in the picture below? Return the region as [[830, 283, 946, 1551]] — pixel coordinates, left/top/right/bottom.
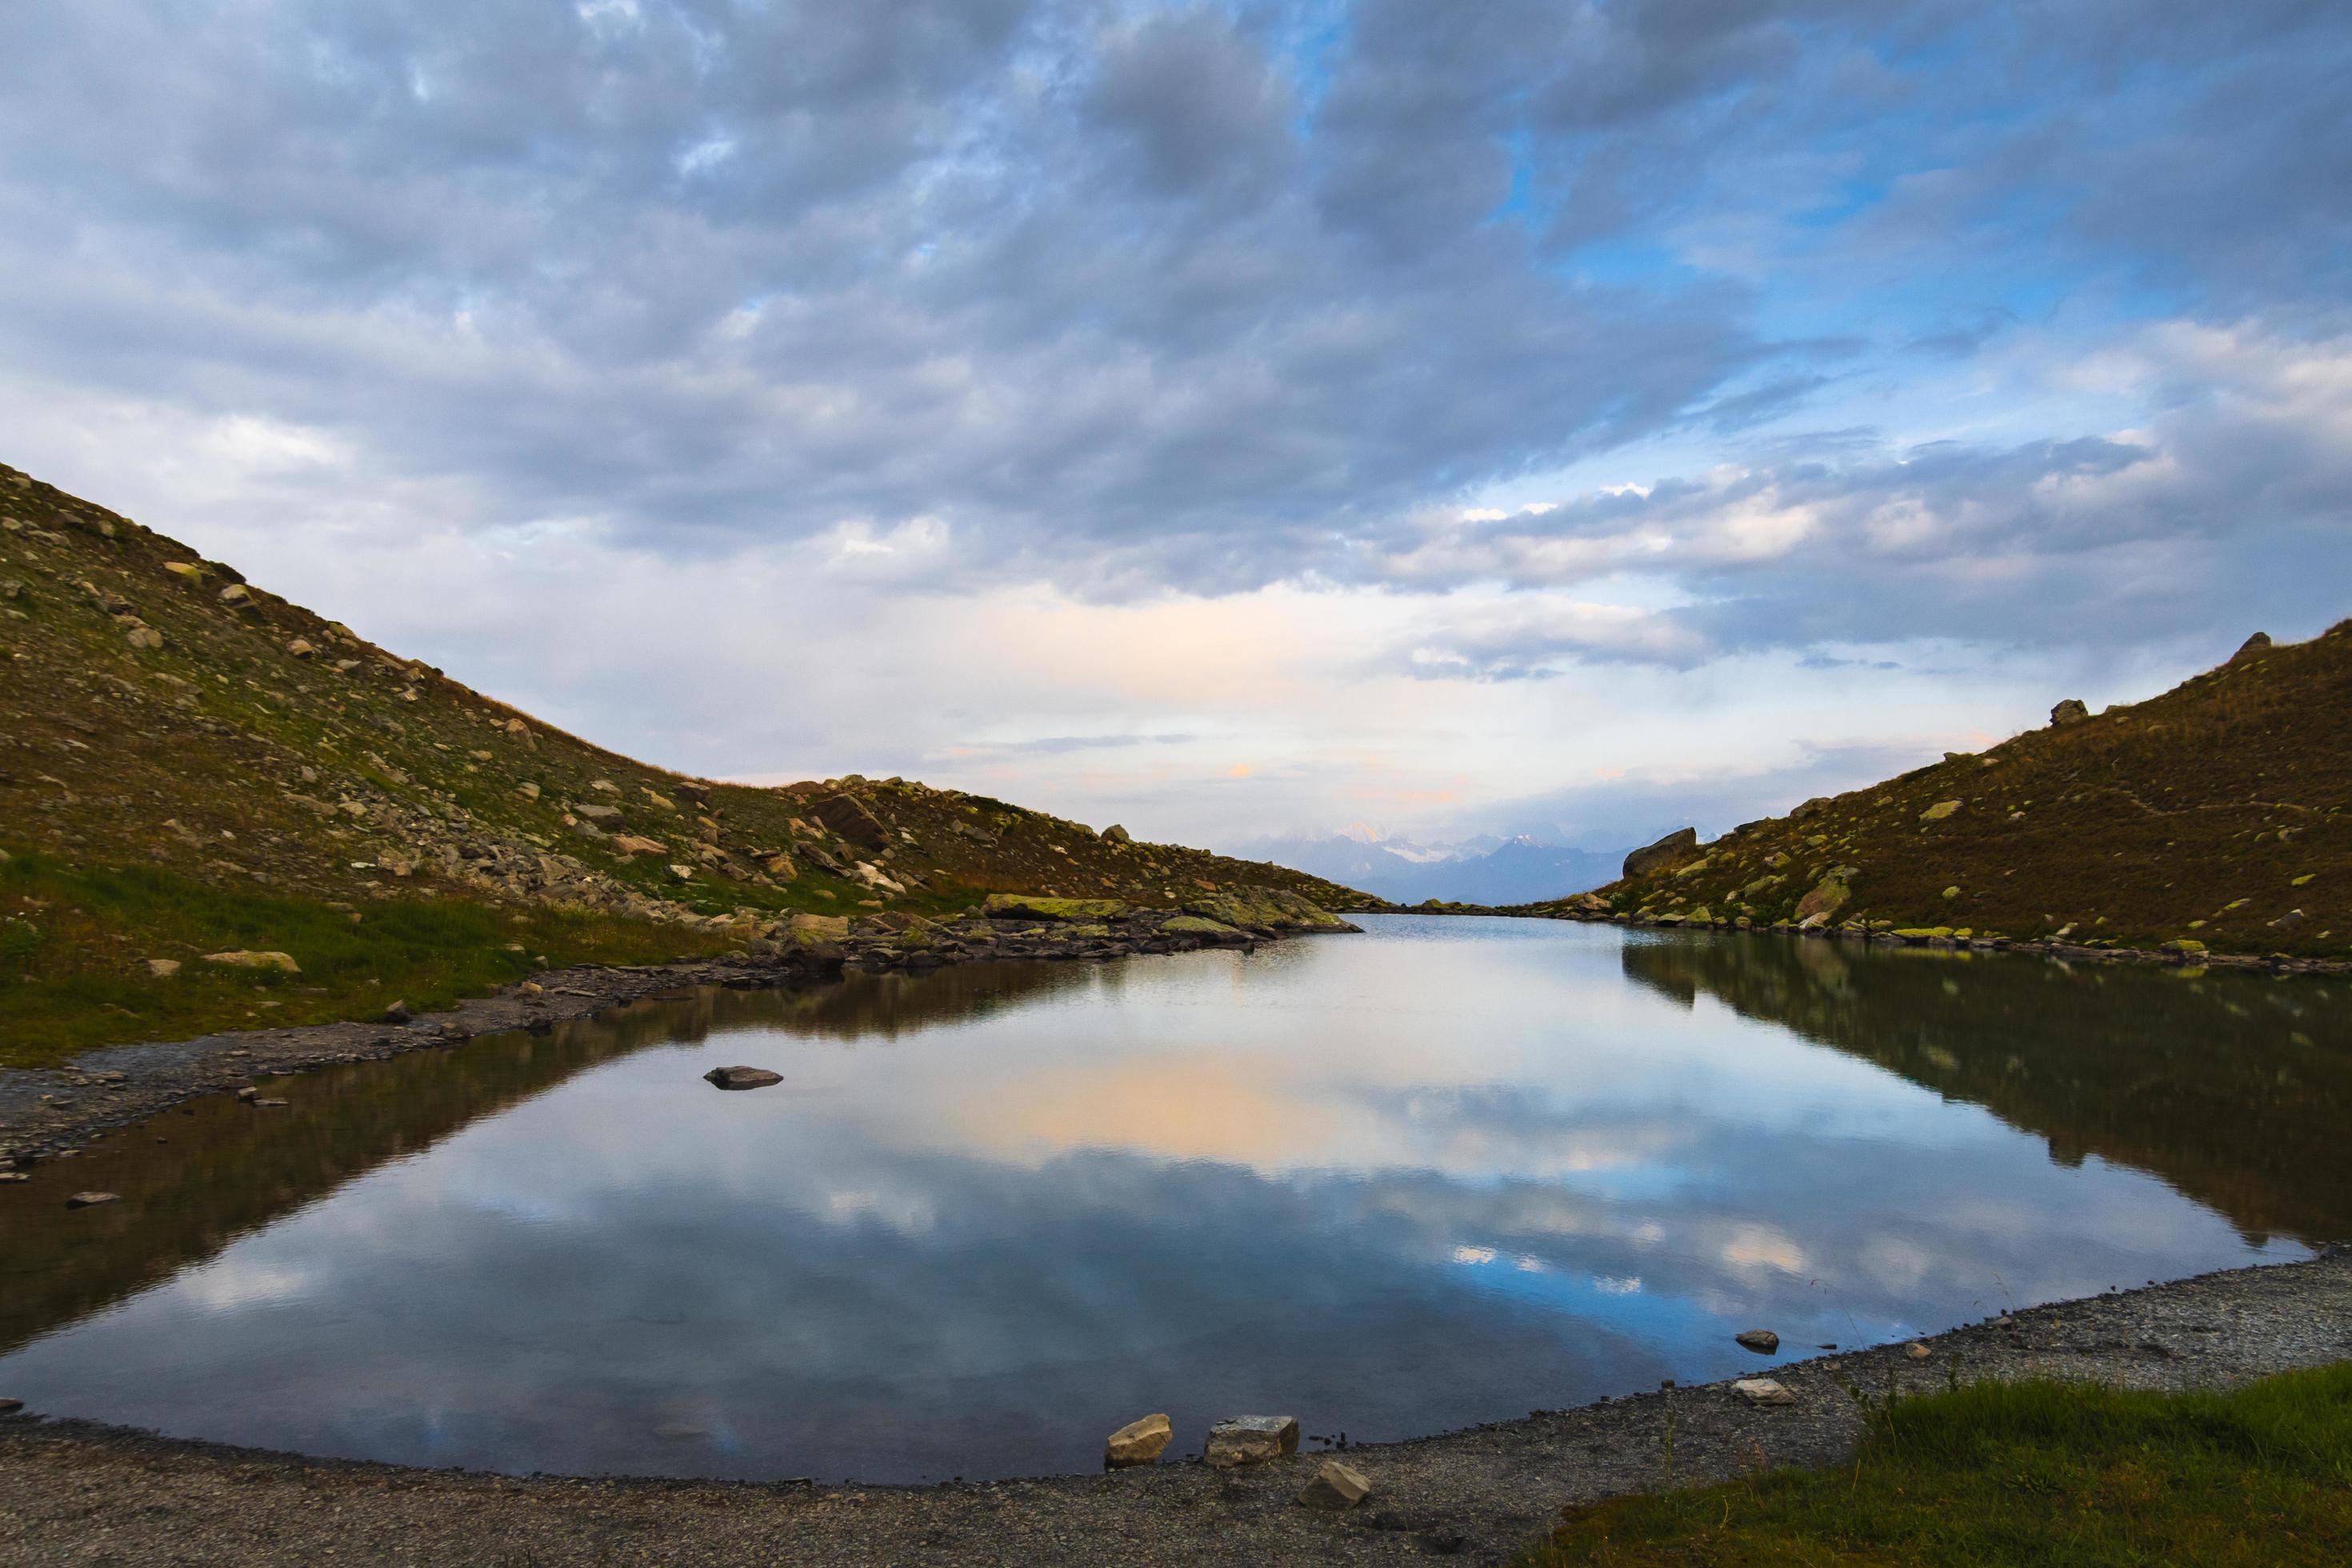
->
[[1549, 625, 2351, 958], [0, 462, 1369, 1061]]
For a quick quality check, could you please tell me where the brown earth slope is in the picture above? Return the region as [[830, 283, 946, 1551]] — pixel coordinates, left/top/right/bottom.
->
[[1536, 624, 2351, 959], [0, 461, 1369, 1060]]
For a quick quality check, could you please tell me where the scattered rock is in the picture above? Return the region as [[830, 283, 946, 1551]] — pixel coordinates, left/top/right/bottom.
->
[[66, 1191, 118, 1209], [610, 834, 668, 856], [1919, 799, 1962, 822], [285, 638, 316, 658], [2050, 698, 2089, 726], [1099, 824, 1132, 845], [382, 999, 414, 1023], [2233, 632, 2271, 659], [0, 1398, 22, 1414], [1205, 1414, 1299, 1468], [1735, 1330, 1780, 1354], [668, 862, 696, 882], [1731, 1378, 1795, 1407], [1104, 1412, 1172, 1469], [142, 958, 181, 978], [1297, 1458, 1374, 1510], [703, 1066, 783, 1090], [1623, 826, 1700, 879], [236, 1086, 258, 1102], [252, 1098, 289, 1109], [202, 950, 301, 974], [217, 583, 251, 606], [1905, 1341, 1932, 1360]]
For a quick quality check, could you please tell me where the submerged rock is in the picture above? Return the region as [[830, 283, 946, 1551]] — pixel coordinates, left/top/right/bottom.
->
[[66, 1191, 119, 1209], [1205, 1414, 1299, 1468], [1105, 1412, 1172, 1469], [703, 1066, 783, 1090], [1297, 1458, 1374, 1510]]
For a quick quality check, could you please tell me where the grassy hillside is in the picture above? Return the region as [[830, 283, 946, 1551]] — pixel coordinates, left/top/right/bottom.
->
[[0, 461, 1367, 1062], [1543, 623, 2351, 959]]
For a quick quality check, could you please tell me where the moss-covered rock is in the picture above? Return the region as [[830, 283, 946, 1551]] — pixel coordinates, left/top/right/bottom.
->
[[1162, 914, 1244, 937], [982, 894, 1132, 922]]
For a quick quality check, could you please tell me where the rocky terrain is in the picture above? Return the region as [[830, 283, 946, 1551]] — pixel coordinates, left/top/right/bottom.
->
[[1529, 623, 2351, 964], [0, 460, 1370, 1061]]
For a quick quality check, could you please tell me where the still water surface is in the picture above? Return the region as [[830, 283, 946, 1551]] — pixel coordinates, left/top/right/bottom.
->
[[2, 916, 2346, 1482]]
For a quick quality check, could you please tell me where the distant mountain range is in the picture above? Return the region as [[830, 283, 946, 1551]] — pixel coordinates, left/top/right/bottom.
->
[[1242, 830, 1625, 906]]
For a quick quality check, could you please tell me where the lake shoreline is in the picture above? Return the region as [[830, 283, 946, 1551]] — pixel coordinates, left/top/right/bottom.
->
[[2, 1247, 2345, 1565], [0, 910, 1350, 1170]]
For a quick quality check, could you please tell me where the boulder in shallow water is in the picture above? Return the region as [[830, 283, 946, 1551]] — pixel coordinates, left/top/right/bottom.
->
[[66, 1191, 119, 1209], [1205, 1414, 1298, 1467], [704, 1066, 783, 1090], [1735, 1330, 1780, 1354], [1105, 1412, 1171, 1469]]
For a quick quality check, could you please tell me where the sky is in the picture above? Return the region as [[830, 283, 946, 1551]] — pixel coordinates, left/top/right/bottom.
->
[[2, 1, 2347, 854]]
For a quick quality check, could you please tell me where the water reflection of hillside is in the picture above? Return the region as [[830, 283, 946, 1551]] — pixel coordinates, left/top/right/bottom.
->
[[1619, 932, 2352, 1246], [0, 963, 1090, 1356]]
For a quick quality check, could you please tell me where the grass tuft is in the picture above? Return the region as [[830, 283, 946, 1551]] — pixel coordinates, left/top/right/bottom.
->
[[1527, 1364, 2352, 1566]]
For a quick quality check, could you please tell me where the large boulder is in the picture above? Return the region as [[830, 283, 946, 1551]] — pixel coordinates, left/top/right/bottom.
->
[[1793, 867, 1855, 921], [2233, 632, 2272, 660], [1185, 890, 1354, 934], [2050, 698, 2090, 726], [1205, 1414, 1299, 1468], [1104, 1413, 1171, 1469], [982, 894, 1130, 922], [1623, 827, 1700, 880], [1100, 823, 1133, 844], [810, 793, 890, 849]]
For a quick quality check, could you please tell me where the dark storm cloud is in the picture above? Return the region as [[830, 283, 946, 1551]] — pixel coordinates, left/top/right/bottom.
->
[[0, 0, 2346, 639]]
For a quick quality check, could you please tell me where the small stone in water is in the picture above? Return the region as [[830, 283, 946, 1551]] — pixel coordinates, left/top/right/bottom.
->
[[66, 1191, 118, 1208], [1105, 1412, 1172, 1469], [1735, 1330, 1780, 1353], [703, 1066, 783, 1090]]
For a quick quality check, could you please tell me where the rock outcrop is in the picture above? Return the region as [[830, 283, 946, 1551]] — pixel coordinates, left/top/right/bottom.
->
[[1623, 826, 1700, 879]]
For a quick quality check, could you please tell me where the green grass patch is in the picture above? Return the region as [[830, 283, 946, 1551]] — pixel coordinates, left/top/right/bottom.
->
[[1527, 1365, 2352, 1566], [0, 850, 732, 1067]]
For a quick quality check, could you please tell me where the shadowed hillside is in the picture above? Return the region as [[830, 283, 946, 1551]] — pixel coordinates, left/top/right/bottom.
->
[[1545, 626, 2351, 958], [1619, 930, 2352, 1247], [0, 462, 1367, 1060]]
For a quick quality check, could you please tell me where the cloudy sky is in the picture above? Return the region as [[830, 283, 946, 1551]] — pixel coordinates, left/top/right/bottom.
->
[[4, 2, 2347, 853]]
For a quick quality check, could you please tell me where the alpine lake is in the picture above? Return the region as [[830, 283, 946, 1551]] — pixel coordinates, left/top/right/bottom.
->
[[3, 914, 2346, 1484]]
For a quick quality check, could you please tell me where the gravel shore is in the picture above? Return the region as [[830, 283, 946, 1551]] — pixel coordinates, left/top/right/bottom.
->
[[2, 1249, 2346, 1565]]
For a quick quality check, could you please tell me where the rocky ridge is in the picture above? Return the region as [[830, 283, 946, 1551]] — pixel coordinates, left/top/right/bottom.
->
[[1520, 623, 2352, 965], [0, 459, 1371, 1058]]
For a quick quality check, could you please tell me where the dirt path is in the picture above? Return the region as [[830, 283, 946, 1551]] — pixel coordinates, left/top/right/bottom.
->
[[3, 1249, 2346, 1565]]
